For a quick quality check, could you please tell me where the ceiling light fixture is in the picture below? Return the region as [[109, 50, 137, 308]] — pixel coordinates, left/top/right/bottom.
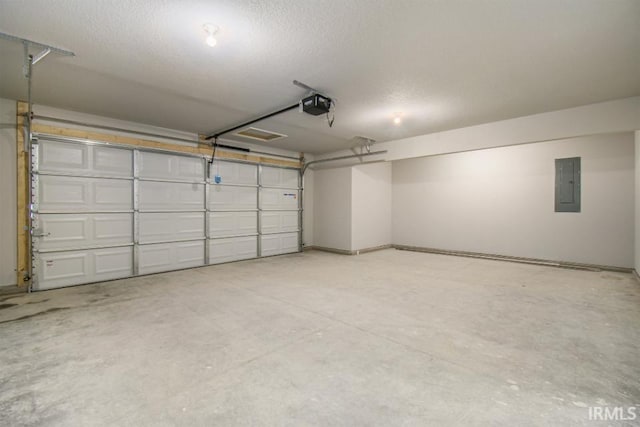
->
[[203, 23, 219, 47], [393, 113, 403, 125]]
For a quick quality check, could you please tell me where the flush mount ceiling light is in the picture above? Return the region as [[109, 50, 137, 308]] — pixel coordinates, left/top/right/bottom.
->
[[393, 112, 403, 125], [203, 23, 219, 47]]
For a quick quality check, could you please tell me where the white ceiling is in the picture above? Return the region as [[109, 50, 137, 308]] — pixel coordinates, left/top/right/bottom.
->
[[0, 0, 638, 154]]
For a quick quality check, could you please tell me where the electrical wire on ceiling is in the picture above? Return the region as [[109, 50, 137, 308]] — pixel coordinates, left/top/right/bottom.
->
[[326, 99, 336, 128]]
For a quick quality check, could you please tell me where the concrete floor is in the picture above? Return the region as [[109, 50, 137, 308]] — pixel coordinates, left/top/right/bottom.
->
[[1, 249, 639, 426]]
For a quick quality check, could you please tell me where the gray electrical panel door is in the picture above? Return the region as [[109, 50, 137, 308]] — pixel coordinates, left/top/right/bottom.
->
[[555, 157, 581, 212]]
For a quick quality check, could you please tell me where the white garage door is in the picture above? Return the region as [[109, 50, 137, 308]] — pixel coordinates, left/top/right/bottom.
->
[[259, 166, 301, 256], [30, 135, 301, 290], [208, 160, 258, 264], [33, 140, 134, 290], [136, 151, 206, 275]]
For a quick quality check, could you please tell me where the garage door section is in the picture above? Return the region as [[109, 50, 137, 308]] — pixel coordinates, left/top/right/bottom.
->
[[208, 160, 258, 264], [136, 151, 206, 275], [259, 166, 301, 256], [32, 139, 134, 290], [30, 135, 302, 290]]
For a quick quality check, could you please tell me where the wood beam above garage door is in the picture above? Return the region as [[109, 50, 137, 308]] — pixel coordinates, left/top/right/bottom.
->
[[30, 123, 301, 168]]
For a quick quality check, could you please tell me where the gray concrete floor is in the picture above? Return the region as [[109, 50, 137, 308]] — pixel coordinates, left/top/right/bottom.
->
[[1, 249, 639, 426]]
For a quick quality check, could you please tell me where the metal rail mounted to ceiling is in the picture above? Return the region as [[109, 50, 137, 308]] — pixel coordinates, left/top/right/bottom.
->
[[205, 80, 319, 142], [301, 151, 388, 175], [206, 104, 301, 141]]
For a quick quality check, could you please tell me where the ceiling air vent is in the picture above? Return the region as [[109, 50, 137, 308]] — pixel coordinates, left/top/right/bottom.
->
[[234, 127, 287, 142]]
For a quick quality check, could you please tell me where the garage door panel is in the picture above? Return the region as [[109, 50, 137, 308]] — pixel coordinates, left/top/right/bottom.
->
[[177, 158, 204, 181], [260, 188, 299, 210], [35, 247, 133, 290], [138, 241, 205, 275], [38, 176, 132, 212], [139, 212, 205, 243], [35, 213, 132, 251], [209, 236, 257, 264], [39, 140, 132, 177], [39, 252, 87, 282], [94, 180, 134, 209], [138, 181, 204, 211], [261, 166, 298, 188], [94, 214, 133, 241], [211, 161, 257, 185], [95, 249, 133, 275], [209, 185, 257, 210], [261, 233, 299, 256], [209, 212, 257, 237], [261, 211, 299, 234], [139, 152, 204, 182], [36, 215, 87, 248], [40, 176, 86, 208], [39, 140, 88, 171], [92, 146, 133, 176]]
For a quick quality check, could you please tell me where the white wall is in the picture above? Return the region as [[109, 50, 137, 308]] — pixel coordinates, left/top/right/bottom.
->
[[636, 131, 640, 273], [302, 168, 314, 247], [314, 97, 640, 165], [0, 98, 17, 286], [351, 162, 392, 250], [393, 133, 635, 268], [313, 167, 352, 251]]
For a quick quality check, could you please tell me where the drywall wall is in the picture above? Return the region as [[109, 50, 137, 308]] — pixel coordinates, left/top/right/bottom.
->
[[636, 131, 640, 273], [0, 98, 17, 286], [313, 167, 352, 251], [302, 168, 314, 247], [351, 162, 392, 250], [314, 97, 640, 165], [393, 133, 635, 268]]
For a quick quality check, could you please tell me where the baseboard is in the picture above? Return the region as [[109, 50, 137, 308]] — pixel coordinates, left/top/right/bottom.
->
[[309, 246, 353, 255], [310, 244, 392, 256], [633, 269, 640, 283], [392, 244, 633, 273], [353, 244, 393, 255]]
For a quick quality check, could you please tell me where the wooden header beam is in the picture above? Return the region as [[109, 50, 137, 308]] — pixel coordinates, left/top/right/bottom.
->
[[31, 124, 301, 168]]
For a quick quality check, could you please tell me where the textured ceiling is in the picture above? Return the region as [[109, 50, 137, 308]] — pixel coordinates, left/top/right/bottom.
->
[[0, 0, 638, 154]]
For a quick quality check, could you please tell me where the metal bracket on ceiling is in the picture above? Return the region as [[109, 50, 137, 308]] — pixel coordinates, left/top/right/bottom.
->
[[292, 80, 318, 96], [352, 135, 377, 154], [363, 138, 375, 154], [0, 32, 75, 77], [32, 47, 52, 65]]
